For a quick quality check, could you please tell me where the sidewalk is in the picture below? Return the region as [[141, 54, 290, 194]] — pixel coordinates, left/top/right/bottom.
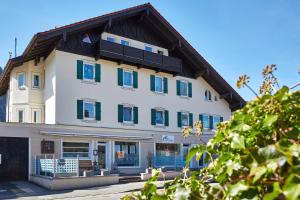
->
[[0, 180, 165, 200]]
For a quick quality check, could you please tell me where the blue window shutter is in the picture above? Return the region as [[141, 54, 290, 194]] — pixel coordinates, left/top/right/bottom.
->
[[189, 113, 193, 127], [209, 116, 214, 129], [95, 64, 101, 82], [95, 102, 101, 121], [220, 116, 224, 122], [164, 110, 169, 126], [133, 106, 138, 124], [150, 75, 155, 91], [177, 112, 182, 127], [199, 114, 203, 126], [188, 82, 192, 97], [117, 68, 123, 86], [163, 77, 168, 94], [77, 100, 83, 119], [151, 109, 156, 125], [176, 80, 181, 96], [118, 104, 123, 122], [133, 71, 138, 88], [77, 60, 83, 80]]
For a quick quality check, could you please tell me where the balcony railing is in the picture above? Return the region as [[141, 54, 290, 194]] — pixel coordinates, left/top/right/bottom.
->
[[99, 40, 182, 74]]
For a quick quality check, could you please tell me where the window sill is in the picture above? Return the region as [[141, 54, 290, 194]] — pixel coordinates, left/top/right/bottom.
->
[[18, 86, 26, 90], [122, 122, 135, 126], [82, 119, 98, 123], [154, 124, 166, 129], [153, 91, 165, 96], [179, 96, 190, 100], [81, 80, 98, 85], [121, 86, 135, 91]]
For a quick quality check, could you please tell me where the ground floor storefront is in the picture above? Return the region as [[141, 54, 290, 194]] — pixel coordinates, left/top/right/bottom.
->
[[0, 123, 213, 183]]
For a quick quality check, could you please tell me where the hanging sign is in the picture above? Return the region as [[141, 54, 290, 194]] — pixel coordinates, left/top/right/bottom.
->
[[117, 151, 125, 159], [162, 135, 174, 143]]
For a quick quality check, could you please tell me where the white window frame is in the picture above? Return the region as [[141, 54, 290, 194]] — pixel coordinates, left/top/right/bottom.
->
[[179, 80, 188, 97], [17, 108, 25, 123], [17, 72, 26, 90], [123, 70, 133, 88], [83, 62, 95, 82], [145, 45, 153, 52], [107, 37, 115, 43], [32, 108, 41, 123], [121, 40, 130, 46], [205, 90, 212, 101], [32, 72, 41, 89], [61, 140, 91, 159], [83, 101, 96, 120], [181, 112, 189, 127], [155, 109, 165, 126], [154, 75, 163, 93], [123, 105, 134, 124]]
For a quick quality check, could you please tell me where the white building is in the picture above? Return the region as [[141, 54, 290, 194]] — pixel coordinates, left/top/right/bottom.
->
[[0, 3, 245, 181]]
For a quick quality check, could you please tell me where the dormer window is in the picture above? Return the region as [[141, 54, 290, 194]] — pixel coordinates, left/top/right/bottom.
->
[[107, 37, 115, 43], [205, 90, 212, 101], [145, 46, 153, 52], [82, 34, 92, 43], [121, 40, 129, 46]]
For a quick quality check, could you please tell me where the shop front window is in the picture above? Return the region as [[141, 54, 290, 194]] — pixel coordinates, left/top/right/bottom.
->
[[114, 142, 139, 167], [155, 143, 180, 167]]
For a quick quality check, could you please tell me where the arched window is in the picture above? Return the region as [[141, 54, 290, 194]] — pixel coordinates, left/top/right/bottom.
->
[[205, 90, 212, 101], [82, 34, 92, 43]]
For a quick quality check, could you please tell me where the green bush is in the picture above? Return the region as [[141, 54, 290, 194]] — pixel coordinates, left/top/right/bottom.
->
[[123, 66, 300, 200]]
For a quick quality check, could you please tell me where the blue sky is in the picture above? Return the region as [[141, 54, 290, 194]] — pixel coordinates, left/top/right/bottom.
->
[[0, 0, 299, 100]]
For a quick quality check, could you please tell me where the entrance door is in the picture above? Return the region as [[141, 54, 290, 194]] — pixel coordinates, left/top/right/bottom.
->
[[97, 143, 106, 169], [0, 137, 28, 181]]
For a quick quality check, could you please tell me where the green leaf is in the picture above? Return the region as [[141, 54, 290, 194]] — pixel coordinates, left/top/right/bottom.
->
[[274, 86, 289, 102], [263, 182, 282, 200], [253, 166, 267, 183], [231, 134, 245, 149], [263, 114, 278, 127], [228, 181, 249, 197], [185, 145, 205, 166]]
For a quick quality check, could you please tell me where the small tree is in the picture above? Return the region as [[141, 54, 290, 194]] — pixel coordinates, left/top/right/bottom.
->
[[123, 66, 300, 200]]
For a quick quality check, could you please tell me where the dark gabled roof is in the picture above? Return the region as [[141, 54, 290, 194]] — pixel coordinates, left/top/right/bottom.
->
[[0, 3, 246, 110]]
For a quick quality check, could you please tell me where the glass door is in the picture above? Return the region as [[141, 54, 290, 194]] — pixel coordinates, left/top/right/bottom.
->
[[98, 143, 106, 169]]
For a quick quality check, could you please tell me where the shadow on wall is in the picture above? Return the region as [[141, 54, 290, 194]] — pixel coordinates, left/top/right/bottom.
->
[[0, 67, 6, 122]]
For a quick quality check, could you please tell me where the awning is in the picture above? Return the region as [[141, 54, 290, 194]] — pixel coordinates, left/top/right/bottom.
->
[[40, 130, 153, 140]]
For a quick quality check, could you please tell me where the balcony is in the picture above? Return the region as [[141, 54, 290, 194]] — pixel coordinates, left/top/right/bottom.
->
[[99, 40, 182, 74]]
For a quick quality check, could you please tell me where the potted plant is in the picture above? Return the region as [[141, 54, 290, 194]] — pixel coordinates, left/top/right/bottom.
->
[[145, 152, 153, 174]]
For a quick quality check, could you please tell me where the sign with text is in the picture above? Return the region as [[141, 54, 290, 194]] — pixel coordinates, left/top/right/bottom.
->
[[162, 135, 175, 143]]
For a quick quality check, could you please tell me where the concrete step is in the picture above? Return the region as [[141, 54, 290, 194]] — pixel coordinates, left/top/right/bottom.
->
[[119, 176, 141, 184]]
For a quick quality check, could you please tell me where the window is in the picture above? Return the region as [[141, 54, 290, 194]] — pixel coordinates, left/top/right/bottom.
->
[[32, 73, 40, 88], [123, 106, 133, 123], [205, 90, 212, 101], [107, 37, 115, 42], [63, 142, 90, 158], [84, 101, 95, 119], [145, 46, 153, 52], [155, 76, 163, 93], [180, 81, 188, 97], [18, 73, 25, 89], [155, 143, 180, 166], [82, 34, 92, 43], [115, 142, 139, 167], [155, 110, 164, 125], [157, 50, 164, 55], [202, 115, 210, 129], [17, 109, 24, 123], [83, 63, 94, 81], [32, 109, 41, 123], [213, 116, 221, 129], [181, 113, 189, 127], [121, 40, 129, 46], [123, 70, 133, 87]]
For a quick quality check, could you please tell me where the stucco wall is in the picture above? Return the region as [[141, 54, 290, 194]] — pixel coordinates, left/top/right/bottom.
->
[[54, 50, 231, 132]]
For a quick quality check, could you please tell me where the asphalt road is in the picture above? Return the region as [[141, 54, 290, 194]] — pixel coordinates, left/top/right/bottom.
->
[[0, 180, 164, 200]]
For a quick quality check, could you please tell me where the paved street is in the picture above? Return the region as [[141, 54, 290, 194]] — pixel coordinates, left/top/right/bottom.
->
[[0, 181, 164, 200]]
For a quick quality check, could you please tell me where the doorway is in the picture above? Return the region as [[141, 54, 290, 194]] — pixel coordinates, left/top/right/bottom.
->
[[97, 142, 106, 169]]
